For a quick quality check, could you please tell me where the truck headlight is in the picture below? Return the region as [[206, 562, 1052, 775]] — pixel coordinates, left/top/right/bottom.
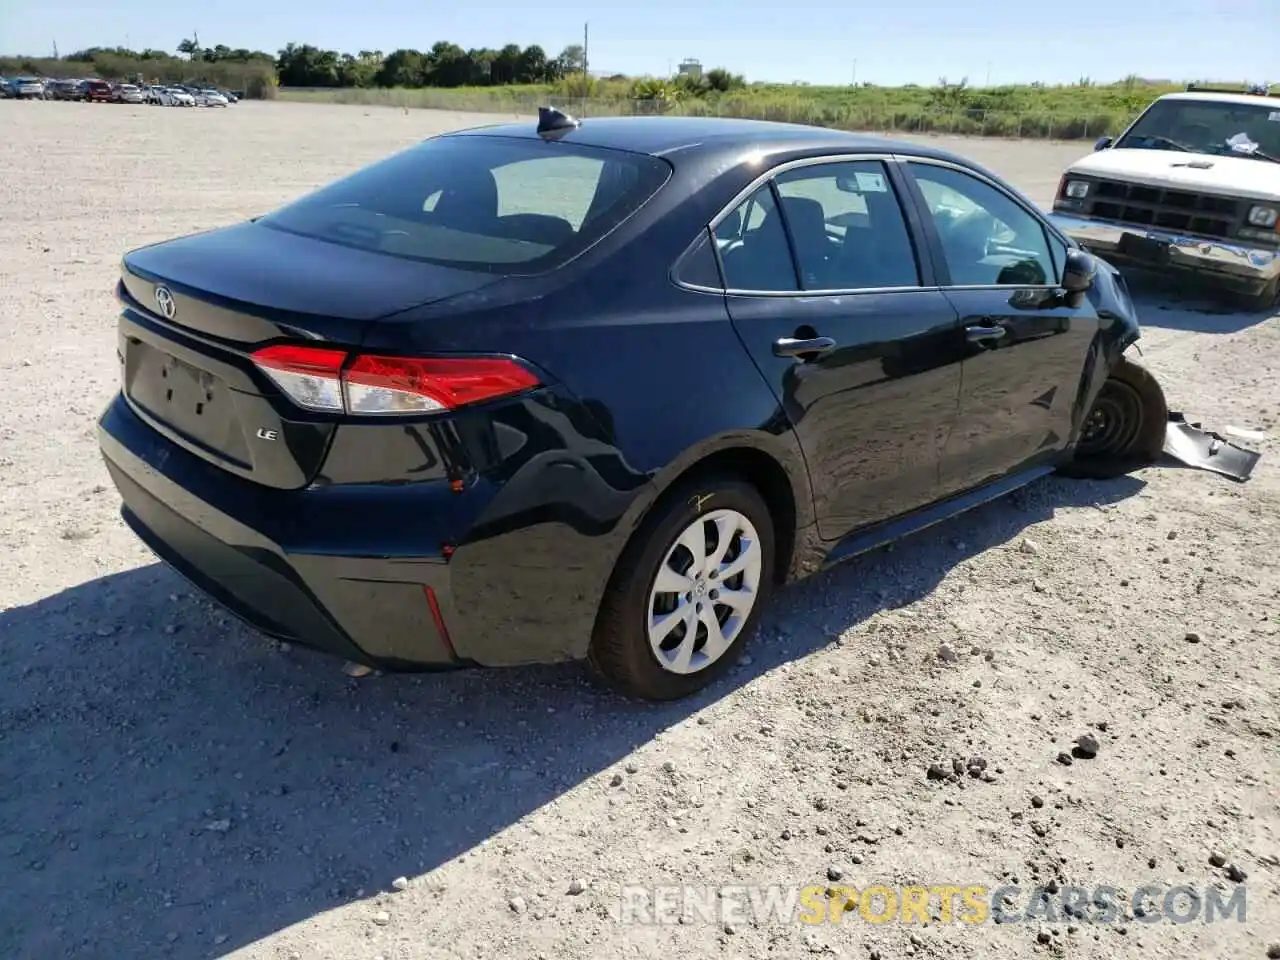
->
[[1064, 180, 1090, 199], [1247, 205, 1278, 228]]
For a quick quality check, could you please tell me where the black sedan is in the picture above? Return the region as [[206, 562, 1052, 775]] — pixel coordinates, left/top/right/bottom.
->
[[97, 110, 1167, 701]]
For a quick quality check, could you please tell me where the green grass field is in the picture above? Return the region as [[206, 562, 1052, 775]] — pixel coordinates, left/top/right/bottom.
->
[[278, 77, 1184, 140]]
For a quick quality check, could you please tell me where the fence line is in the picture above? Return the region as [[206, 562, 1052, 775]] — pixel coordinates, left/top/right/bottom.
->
[[279, 87, 1139, 141]]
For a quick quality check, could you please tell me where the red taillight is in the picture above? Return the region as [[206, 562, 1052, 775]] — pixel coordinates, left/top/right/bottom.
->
[[249, 345, 540, 416], [251, 344, 347, 413], [345, 355, 541, 414]]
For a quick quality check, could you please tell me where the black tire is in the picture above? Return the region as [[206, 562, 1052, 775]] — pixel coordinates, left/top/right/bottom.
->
[[589, 475, 776, 701], [1238, 277, 1279, 314], [1060, 356, 1167, 480]]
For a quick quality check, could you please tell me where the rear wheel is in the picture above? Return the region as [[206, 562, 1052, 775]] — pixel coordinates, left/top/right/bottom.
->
[[589, 476, 775, 701], [1061, 356, 1167, 479]]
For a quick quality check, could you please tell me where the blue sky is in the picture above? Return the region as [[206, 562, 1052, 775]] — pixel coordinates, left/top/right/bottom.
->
[[3, 0, 1277, 87]]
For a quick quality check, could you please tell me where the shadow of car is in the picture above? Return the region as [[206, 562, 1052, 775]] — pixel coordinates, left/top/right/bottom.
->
[[0, 471, 1143, 957]]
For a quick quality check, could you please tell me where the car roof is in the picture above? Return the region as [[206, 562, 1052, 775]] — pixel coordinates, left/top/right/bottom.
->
[[1157, 91, 1280, 108], [444, 114, 974, 166]]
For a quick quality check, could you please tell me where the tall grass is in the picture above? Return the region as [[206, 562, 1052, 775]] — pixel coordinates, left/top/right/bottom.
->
[[278, 77, 1184, 140]]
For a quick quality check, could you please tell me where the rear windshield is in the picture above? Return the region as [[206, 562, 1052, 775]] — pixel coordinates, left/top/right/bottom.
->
[[260, 135, 671, 274]]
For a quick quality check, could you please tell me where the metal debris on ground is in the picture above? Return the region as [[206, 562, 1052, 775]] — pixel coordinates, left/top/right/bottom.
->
[[1223, 425, 1266, 444], [1162, 413, 1262, 482]]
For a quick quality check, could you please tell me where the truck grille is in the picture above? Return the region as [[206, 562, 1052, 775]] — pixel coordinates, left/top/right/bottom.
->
[[1084, 179, 1241, 239]]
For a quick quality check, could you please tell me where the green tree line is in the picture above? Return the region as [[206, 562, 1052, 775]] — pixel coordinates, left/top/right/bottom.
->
[[0, 37, 747, 100], [1, 37, 1193, 141], [275, 41, 586, 88]]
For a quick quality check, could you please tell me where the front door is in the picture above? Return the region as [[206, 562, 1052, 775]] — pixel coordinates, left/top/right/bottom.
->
[[900, 160, 1102, 495], [716, 158, 966, 542]]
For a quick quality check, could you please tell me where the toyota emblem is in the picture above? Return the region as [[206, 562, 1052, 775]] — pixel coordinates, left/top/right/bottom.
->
[[154, 285, 176, 320]]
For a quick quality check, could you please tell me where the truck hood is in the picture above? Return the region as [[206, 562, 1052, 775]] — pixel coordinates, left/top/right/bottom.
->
[[1067, 148, 1280, 202]]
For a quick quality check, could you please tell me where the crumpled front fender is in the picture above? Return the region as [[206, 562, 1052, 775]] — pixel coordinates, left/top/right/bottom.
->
[[1068, 257, 1149, 443]]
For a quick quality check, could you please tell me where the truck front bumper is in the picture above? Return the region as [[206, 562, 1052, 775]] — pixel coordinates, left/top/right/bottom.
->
[[1049, 211, 1280, 295]]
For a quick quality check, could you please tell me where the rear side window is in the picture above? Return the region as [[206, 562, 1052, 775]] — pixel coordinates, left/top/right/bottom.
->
[[716, 186, 798, 292], [674, 229, 722, 288], [774, 161, 920, 290], [260, 135, 670, 274]]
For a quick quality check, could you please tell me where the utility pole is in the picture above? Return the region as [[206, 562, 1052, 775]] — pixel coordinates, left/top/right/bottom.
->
[[851, 59, 857, 85], [583, 22, 589, 78]]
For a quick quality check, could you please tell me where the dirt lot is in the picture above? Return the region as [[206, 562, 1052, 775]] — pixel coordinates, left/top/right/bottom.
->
[[2, 99, 1279, 960]]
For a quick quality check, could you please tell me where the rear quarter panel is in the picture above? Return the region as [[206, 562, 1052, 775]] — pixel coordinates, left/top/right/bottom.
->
[[356, 162, 818, 659]]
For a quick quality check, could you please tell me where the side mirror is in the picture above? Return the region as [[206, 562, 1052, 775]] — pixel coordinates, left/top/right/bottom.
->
[[1061, 248, 1097, 294], [1093, 136, 1113, 152]]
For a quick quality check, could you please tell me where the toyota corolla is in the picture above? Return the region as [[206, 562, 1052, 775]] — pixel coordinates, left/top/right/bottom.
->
[[97, 110, 1166, 701]]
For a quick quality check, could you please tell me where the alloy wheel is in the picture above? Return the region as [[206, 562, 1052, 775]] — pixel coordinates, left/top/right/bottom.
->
[[646, 509, 763, 675]]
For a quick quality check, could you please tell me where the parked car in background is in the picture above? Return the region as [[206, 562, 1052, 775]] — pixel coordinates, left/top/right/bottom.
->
[[112, 83, 145, 104], [97, 111, 1166, 701], [49, 79, 83, 101], [78, 79, 113, 102], [1051, 83, 1280, 310], [7, 77, 45, 100], [194, 89, 229, 107], [166, 87, 196, 107], [220, 89, 239, 103]]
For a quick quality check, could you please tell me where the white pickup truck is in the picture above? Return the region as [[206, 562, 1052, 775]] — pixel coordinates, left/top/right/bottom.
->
[[1051, 85, 1280, 310]]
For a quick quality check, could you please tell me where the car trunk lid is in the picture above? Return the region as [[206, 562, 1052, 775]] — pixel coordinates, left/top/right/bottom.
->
[[118, 221, 505, 489]]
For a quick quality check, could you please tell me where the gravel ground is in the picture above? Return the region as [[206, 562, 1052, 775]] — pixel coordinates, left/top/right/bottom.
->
[[2, 100, 1279, 960]]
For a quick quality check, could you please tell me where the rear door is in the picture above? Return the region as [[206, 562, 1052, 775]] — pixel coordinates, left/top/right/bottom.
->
[[899, 158, 1101, 496], [716, 157, 965, 542]]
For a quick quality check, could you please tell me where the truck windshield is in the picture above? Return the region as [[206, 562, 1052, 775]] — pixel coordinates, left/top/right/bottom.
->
[[1117, 98, 1280, 160]]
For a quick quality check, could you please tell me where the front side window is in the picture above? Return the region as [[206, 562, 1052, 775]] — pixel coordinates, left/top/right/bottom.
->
[[715, 186, 798, 292], [260, 135, 670, 274], [1045, 230, 1069, 284], [1116, 98, 1280, 160], [907, 163, 1055, 287], [774, 161, 920, 290]]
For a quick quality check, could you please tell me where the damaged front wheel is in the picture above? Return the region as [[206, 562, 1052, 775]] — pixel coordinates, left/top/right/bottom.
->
[[1060, 356, 1168, 479]]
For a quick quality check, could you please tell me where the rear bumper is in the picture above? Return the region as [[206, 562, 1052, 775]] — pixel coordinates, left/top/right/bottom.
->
[[1049, 211, 1280, 294], [98, 392, 469, 671]]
